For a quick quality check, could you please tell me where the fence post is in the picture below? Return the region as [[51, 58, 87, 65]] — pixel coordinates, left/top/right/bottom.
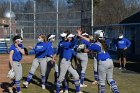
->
[[56, 0, 59, 42], [91, 0, 94, 35], [33, 0, 36, 46]]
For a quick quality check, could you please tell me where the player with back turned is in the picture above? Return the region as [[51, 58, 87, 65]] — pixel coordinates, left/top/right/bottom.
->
[[77, 29, 120, 93]]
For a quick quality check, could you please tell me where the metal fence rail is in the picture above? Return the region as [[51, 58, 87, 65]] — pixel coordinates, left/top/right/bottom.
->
[[94, 23, 140, 58], [0, 0, 91, 48]]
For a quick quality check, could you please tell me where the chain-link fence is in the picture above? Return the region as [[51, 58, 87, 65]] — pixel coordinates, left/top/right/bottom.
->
[[0, 0, 91, 47], [94, 23, 140, 59]]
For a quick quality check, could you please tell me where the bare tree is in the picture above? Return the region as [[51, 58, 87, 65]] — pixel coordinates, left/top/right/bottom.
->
[[94, 0, 140, 25]]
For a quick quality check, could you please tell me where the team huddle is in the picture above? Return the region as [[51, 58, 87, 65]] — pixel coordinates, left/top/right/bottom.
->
[[7, 29, 126, 93]]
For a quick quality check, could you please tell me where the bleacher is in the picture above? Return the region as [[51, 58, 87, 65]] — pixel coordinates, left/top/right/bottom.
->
[[0, 38, 10, 54], [0, 42, 8, 53]]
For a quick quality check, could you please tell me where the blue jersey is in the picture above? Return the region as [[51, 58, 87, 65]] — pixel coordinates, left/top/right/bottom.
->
[[33, 42, 47, 58], [71, 38, 78, 49], [88, 42, 111, 61], [117, 38, 131, 49], [81, 39, 91, 48], [57, 40, 64, 58], [61, 41, 76, 60], [74, 38, 91, 51], [105, 38, 110, 48], [9, 44, 24, 62], [46, 41, 54, 57]]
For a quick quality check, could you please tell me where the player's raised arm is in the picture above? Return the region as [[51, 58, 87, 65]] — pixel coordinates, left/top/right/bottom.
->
[[76, 29, 90, 42]]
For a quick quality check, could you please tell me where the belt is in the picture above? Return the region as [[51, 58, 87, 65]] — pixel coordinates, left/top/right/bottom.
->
[[13, 60, 20, 62], [42, 57, 46, 58], [118, 49, 124, 50], [63, 58, 70, 61], [37, 57, 46, 58], [77, 51, 85, 53], [35, 56, 46, 58], [99, 58, 110, 61], [46, 55, 53, 58]]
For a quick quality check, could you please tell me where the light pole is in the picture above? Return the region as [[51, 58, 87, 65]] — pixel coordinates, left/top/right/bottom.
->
[[33, 0, 36, 46], [91, 0, 94, 35], [4, 0, 15, 44], [56, 0, 59, 42], [10, 0, 12, 41]]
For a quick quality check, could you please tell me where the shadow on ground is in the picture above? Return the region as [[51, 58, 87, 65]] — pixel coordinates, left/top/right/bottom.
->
[[22, 75, 55, 93], [0, 82, 17, 93], [108, 51, 140, 73], [114, 62, 140, 73]]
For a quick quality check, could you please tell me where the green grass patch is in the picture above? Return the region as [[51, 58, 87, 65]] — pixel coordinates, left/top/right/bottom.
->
[[20, 58, 140, 93]]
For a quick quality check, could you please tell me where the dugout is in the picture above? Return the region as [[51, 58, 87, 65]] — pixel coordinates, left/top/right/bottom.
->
[[93, 11, 140, 61]]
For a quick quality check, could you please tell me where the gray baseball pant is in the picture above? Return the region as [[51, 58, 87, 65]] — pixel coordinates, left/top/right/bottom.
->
[[58, 58, 79, 82], [98, 59, 119, 93], [29, 58, 47, 77], [45, 57, 58, 82], [13, 61, 22, 81], [98, 58, 114, 85], [76, 53, 88, 74]]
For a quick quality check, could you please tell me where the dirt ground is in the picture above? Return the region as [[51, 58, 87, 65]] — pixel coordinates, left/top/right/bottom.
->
[[0, 54, 140, 93]]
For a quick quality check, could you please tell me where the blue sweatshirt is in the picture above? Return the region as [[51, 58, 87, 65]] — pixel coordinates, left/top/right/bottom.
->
[[46, 41, 54, 57], [33, 42, 47, 58], [60, 41, 76, 60], [88, 43, 111, 61], [117, 38, 131, 49], [9, 44, 24, 62]]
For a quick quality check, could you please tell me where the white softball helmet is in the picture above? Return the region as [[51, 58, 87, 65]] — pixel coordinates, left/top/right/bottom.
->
[[7, 69, 15, 79], [94, 30, 104, 39]]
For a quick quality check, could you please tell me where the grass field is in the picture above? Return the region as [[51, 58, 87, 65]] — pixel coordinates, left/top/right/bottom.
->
[[19, 58, 140, 93], [0, 54, 140, 93]]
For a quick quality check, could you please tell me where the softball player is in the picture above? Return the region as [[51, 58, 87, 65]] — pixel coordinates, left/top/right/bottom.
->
[[9, 35, 25, 93], [53, 32, 70, 93], [77, 30, 120, 93], [23, 34, 47, 89], [76, 32, 90, 87], [45, 34, 59, 86], [93, 35, 111, 85], [56, 34, 83, 93]]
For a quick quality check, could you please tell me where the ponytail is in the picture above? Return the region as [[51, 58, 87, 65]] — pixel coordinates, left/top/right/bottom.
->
[[98, 39, 108, 52]]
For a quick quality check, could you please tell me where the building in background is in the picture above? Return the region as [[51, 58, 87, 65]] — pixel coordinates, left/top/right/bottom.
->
[[120, 11, 140, 59], [0, 18, 16, 39], [93, 11, 140, 60]]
